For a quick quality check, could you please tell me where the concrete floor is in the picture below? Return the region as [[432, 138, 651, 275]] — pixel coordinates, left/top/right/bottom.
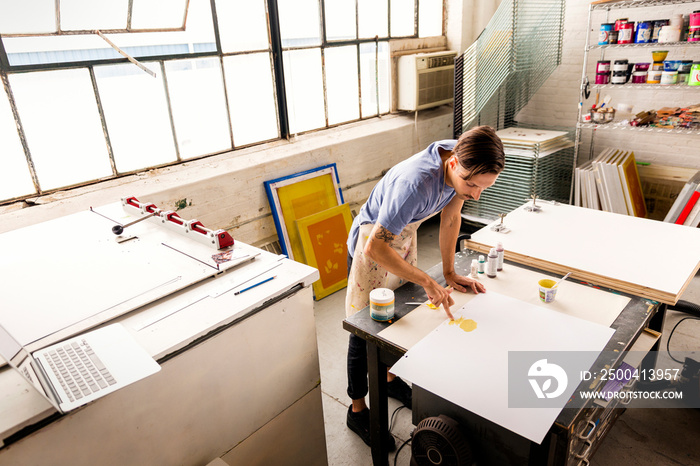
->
[[313, 216, 700, 466]]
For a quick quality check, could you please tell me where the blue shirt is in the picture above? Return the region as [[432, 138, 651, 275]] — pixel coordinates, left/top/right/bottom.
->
[[347, 140, 457, 256]]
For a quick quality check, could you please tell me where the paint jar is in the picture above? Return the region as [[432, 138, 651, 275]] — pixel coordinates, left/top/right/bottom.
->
[[370, 288, 395, 322], [633, 62, 650, 72], [599, 23, 615, 44], [611, 71, 627, 84], [651, 62, 664, 71], [596, 60, 611, 73], [617, 23, 635, 43], [635, 21, 652, 43], [651, 50, 668, 62], [609, 30, 619, 44], [689, 62, 700, 86], [470, 259, 478, 278], [664, 60, 681, 71], [652, 20, 669, 42], [658, 25, 681, 43], [647, 69, 662, 83], [612, 59, 629, 72], [632, 71, 648, 83], [595, 72, 610, 84], [678, 72, 690, 84], [660, 70, 678, 85], [538, 279, 558, 303], [614, 18, 628, 31], [679, 60, 693, 73], [689, 11, 700, 41]]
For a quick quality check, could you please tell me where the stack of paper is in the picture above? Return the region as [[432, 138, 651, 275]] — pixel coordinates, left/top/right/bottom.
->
[[663, 170, 700, 227], [462, 127, 574, 221], [574, 148, 646, 218]]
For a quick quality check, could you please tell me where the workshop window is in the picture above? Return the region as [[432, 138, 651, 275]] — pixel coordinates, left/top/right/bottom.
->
[[0, 0, 444, 205]]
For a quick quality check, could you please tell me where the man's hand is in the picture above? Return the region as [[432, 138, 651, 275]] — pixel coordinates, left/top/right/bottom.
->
[[424, 280, 455, 320], [444, 271, 486, 295]]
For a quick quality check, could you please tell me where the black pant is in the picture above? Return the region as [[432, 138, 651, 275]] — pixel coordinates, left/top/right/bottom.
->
[[346, 253, 368, 400]]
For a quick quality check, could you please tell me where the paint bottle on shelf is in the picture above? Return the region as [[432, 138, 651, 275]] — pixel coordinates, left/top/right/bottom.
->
[[478, 255, 486, 274], [470, 259, 479, 278], [496, 242, 504, 271], [486, 248, 498, 278]]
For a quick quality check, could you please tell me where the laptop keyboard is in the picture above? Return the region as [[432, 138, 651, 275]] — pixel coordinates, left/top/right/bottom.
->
[[43, 339, 116, 402]]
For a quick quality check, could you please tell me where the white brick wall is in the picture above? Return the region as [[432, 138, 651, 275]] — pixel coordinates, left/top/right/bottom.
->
[[516, 0, 700, 169]]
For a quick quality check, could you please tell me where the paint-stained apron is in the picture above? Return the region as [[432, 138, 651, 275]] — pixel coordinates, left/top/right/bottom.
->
[[345, 221, 422, 317]]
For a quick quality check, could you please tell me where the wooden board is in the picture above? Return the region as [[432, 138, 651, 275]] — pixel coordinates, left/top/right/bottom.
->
[[467, 202, 700, 304]]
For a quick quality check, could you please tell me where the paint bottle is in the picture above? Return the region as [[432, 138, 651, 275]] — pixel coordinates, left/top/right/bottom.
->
[[486, 248, 498, 278], [477, 255, 486, 274], [496, 242, 504, 271], [370, 288, 395, 322], [470, 259, 479, 278]]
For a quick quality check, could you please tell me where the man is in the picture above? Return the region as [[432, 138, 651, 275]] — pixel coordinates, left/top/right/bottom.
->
[[344, 125, 505, 447]]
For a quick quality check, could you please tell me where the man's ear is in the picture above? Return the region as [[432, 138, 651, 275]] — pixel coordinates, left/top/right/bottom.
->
[[449, 155, 457, 169]]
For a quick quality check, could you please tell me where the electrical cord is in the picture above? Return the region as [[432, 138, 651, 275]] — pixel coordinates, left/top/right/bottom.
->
[[390, 405, 409, 465], [666, 316, 700, 364], [394, 436, 412, 466]]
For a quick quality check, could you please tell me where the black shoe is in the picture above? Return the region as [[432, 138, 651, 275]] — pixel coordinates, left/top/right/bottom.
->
[[387, 377, 412, 408], [346, 405, 396, 451]]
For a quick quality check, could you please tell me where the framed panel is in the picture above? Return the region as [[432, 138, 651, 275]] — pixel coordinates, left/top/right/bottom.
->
[[264, 164, 343, 261], [296, 204, 352, 300]]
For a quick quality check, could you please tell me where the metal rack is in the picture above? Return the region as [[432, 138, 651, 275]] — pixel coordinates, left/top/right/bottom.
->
[[573, 0, 700, 178]]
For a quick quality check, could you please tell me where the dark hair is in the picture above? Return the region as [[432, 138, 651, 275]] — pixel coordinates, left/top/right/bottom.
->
[[453, 126, 505, 180]]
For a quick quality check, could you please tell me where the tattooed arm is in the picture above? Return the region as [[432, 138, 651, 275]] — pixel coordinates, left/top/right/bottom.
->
[[364, 223, 455, 319]]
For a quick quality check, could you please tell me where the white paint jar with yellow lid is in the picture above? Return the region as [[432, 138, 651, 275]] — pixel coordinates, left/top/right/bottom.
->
[[370, 288, 395, 322]]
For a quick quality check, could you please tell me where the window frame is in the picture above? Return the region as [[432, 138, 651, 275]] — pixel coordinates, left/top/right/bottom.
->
[[0, 0, 439, 205]]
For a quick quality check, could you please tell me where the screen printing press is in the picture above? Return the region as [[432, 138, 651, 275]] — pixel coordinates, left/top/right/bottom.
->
[[0, 199, 327, 466]]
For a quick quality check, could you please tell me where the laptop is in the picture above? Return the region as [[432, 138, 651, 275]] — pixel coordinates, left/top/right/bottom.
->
[[0, 323, 160, 413]]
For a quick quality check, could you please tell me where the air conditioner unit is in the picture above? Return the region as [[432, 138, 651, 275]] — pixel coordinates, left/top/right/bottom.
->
[[398, 51, 457, 111]]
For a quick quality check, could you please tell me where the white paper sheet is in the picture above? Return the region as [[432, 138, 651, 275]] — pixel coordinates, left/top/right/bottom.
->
[[390, 292, 615, 444]]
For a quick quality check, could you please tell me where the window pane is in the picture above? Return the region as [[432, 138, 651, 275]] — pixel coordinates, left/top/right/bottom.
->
[[3, 0, 215, 66], [324, 0, 356, 41], [0, 86, 35, 201], [391, 0, 415, 37], [278, 0, 321, 47], [283, 48, 325, 134], [325, 46, 359, 126], [419, 0, 443, 37], [0, 0, 55, 35], [165, 58, 231, 159], [216, 0, 269, 53], [223, 53, 279, 146], [60, 0, 129, 31], [94, 63, 177, 173], [131, 0, 188, 30], [360, 41, 390, 118], [9, 69, 112, 190], [358, 0, 388, 39]]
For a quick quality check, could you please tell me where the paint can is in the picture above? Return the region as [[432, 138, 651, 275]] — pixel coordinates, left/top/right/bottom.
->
[[652, 20, 669, 42], [596, 60, 611, 73], [614, 18, 628, 31], [599, 23, 615, 45], [632, 71, 648, 83], [646, 69, 662, 83], [370, 288, 395, 322], [660, 70, 678, 85], [658, 25, 681, 43], [595, 72, 610, 85], [611, 71, 628, 84], [689, 62, 700, 86], [689, 11, 700, 42], [618, 23, 635, 43], [635, 21, 652, 43]]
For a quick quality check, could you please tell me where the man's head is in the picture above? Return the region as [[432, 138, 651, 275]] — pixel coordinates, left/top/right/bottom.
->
[[447, 126, 505, 201]]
